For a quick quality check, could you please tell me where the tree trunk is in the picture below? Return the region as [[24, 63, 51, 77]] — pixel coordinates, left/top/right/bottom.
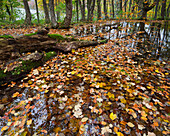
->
[[103, 0, 108, 19], [76, 0, 79, 22], [56, 0, 60, 21], [124, 0, 128, 12], [128, 0, 132, 13], [167, 3, 170, 18], [119, 0, 122, 17], [78, 0, 85, 21], [43, 0, 50, 23], [35, 0, 39, 23], [23, 0, 32, 25], [137, 0, 143, 17], [142, 1, 156, 20], [161, 0, 167, 19], [49, 0, 57, 27], [6, 5, 11, 21], [87, 0, 96, 21], [64, 0, 72, 28], [112, 0, 114, 18], [154, 0, 159, 19], [97, 0, 101, 20]]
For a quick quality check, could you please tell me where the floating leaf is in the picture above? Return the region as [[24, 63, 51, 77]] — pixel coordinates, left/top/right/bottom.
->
[[81, 117, 88, 123], [1, 126, 8, 132], [12, 92, 19, 98], [138, 124, 145, 130], [127, 122, 135, 127], [27, 119, 32, 125]]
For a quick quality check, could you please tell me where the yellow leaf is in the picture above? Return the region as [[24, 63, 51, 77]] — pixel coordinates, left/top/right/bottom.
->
[[155, 69, 159, 73], [127, 122, 135, 127], [1, 126, 8, 132], [72, 49, 75, 53], [71, 71, 77, 75], [81, 117, 88, 123], [116, 132, 124, 136], [27, 119, 32, 125], [110, 113, 117, 120], [120, 98, 126, 104], [45, 90, 49, 93], [12, 92, 19, 98], [108, 92, 114, 99]]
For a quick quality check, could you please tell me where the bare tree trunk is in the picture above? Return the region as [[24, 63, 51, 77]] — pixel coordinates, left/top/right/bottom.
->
[[128, 0, 132, 12], [78, 0, 85, 21], [142, 1, 156, 20], [64, 0, 72, 28], [154, 0, 159, 19], [103, 0, 108, 19], [43, 0, 50, 23], [167, 3, 170, 18], [161, 0, 167, 19], [35, 0, 39, 23], [49, 0, 57, 27], [97, 0, 101, 20], [23, 0, 32, 25], [76, 0, 79, 22], [119, 0, 122, 17], [56, 0, 60, 21], [87, 0, 96, 21], [124, 0, 128, 12], [112, 0, 114, 18]]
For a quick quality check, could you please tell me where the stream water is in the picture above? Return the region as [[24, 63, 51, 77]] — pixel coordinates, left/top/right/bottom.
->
[[0, 21, 169, 136]]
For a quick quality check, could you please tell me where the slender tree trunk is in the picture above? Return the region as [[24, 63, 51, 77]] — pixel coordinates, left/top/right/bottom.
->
[[112, 0, 114, 18], [154, 0, 159, 19], [129, 0, 132, 12], [78, 0, 85, 21], [56, 0, 60, 21], [35, 0, 39, 23], [6, 5, 11, 21], [119, 0, 122, 17], [124, 0, 128, 12], [23, 0, 32, 25], [76, 0, 79, 22], [64, 0, 72, 28], [49, 0, 57, 27], [161, 0, 167, 19], [167, 3, 170, 18], [43, 0, 50, 23], [87, 0, 96, 21], [103, 0, 108, 19], [97, 0, 101, 20]]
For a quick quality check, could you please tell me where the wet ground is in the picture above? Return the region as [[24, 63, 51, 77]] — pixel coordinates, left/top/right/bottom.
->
[[0, 20, 169, 136]]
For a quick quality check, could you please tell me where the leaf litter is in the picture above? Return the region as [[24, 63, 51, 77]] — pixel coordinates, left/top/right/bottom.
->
[[0, 21, 170, 136]]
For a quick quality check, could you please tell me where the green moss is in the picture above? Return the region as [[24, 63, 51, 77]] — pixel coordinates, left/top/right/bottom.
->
[[47, 34, 65, 41], [0, 35, 14, 38], [99, 39, 108, 44], [0, 70, 6, 78], [24, 32, 38, 36], [44, 51, 57, 61]]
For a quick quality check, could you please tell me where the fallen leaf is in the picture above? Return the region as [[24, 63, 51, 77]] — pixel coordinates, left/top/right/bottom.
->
[[127, 122, 135, 127], [12, 92, 19, 98], [110, 113, 117, 120]]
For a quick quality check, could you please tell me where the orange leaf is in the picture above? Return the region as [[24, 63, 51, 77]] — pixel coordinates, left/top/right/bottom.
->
[[12, 92, 19, 98]]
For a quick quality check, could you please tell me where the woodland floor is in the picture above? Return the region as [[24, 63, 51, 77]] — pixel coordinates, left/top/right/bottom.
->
[[0, 20, 169, 136]]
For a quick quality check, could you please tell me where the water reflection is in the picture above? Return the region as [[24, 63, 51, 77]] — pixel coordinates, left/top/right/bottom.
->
[[72, 21, 169, 61]]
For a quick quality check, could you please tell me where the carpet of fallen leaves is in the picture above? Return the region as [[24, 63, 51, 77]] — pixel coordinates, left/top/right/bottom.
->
[[0, 40, 169, 136], [0, 21, 170, 136]]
